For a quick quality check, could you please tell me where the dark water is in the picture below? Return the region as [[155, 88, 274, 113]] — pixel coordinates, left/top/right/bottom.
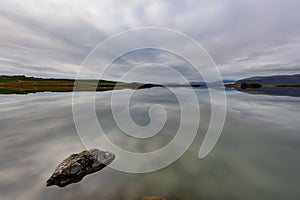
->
[[0, 88, 300, 200]]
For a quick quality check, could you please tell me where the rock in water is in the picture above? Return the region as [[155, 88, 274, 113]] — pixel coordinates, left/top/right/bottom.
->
[[46, 149, 115, 187]]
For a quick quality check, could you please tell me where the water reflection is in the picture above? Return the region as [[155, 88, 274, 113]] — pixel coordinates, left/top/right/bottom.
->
[[0, 89, 300, 199], [235, 87, 300, 97]]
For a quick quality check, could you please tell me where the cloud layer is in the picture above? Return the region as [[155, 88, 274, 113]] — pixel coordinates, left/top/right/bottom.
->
[[0, 0, 300, 81]]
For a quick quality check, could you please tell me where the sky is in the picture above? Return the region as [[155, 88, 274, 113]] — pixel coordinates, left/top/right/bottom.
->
[[0, 0, 300, 82]]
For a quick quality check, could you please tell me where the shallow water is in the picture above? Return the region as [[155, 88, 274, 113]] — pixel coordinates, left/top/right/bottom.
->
[[0, 88, 300, 200]]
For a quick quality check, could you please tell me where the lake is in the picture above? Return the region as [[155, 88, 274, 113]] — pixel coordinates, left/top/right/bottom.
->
[[0, 88, 300, 200]]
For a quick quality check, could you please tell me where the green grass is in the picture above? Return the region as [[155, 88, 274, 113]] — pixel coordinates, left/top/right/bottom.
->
[[0, 88, 18, 93], [0, 77, 14, 83], [0, 75, 156, 94]]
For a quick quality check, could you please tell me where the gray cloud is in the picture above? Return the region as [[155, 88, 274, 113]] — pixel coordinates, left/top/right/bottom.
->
[[0, 0, 299, 81]]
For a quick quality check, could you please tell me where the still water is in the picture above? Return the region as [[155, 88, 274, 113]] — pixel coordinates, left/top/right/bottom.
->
[[0, 88, 300, 200]]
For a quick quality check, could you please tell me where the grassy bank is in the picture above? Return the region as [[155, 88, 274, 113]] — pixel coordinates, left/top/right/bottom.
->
[[0, 75, 120, 94]]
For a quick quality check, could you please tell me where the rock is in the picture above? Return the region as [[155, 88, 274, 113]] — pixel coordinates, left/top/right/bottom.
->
[[46, 149, 115, 187]]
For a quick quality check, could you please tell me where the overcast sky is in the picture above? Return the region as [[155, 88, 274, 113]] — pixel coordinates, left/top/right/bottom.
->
[[0, 0, 300, 81]]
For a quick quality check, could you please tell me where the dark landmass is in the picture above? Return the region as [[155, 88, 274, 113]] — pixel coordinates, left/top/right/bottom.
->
[[46, 149, 115, 187], [0, 75, 202, 94], [225, 74, 300, 97]]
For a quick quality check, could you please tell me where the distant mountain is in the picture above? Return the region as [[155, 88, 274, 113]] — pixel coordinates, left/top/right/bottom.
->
[[232, 74, 300, 97], [235, 74, 300, 84]]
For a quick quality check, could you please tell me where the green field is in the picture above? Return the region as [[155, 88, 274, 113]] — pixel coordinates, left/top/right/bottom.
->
[[0, 75, 165, 94], [0, 75, 120, 94]]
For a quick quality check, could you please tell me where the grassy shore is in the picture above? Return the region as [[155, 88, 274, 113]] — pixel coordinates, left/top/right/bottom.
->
[[0, 75, 126, 94], [0, 75, 205, 94]]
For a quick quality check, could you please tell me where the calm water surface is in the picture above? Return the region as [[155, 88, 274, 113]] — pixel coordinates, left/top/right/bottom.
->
[[0, 88, 300, 200]]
